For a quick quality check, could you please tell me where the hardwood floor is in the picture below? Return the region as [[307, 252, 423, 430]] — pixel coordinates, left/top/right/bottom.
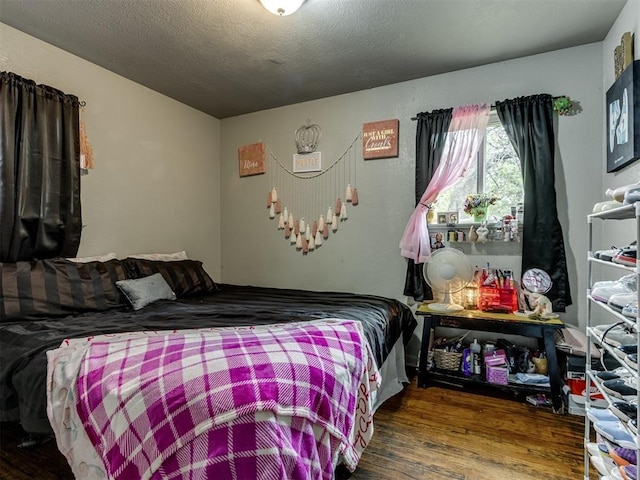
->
[[0, 379, 584, 480]]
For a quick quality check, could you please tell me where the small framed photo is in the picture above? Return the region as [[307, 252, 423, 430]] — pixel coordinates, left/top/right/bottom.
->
[[447, 212, 459, 225], [437, 213, 448, 224]]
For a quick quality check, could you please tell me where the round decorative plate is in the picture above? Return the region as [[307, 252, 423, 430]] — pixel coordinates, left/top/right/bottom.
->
[[521, 268, 552, 294]]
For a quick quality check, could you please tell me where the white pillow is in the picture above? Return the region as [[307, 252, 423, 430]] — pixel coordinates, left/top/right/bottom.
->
[[127, 251, 188, 261], [67, 253, 118, 263], [116, 273, 176, 311]]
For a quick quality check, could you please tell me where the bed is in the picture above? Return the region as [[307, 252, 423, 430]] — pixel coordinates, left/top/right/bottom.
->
[[0, 256, 416, 479]]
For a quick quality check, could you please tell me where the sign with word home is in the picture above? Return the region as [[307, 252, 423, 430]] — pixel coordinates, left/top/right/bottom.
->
[[362, 119, 399, 159], [238, 142, 266, 177]]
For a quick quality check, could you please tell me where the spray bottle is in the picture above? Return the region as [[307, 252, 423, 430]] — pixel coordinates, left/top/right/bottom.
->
[[470, 339, 482, 376]]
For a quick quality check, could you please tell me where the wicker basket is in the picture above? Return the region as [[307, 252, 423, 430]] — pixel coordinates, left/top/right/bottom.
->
[[433, 349, 463, 371]]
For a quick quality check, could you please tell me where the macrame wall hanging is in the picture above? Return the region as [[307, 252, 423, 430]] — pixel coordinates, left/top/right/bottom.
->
[[79, 101, 94, 171], [265, 122, 361, 255]]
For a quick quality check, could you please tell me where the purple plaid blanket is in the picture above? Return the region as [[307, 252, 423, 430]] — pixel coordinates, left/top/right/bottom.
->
[[60, 319, 376, 479]]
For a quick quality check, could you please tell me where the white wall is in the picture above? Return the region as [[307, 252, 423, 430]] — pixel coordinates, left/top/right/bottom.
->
[[591, 1, 640, 326], [220, 43, 605, 364], [0, 23, 222, 277]]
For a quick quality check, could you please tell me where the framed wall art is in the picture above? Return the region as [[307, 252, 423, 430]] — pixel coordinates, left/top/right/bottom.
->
[[362, 119, 399, 159], [606, 60, 640, 173], [238, 142, 266, 177]]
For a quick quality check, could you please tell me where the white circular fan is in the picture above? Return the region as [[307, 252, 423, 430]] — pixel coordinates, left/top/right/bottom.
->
[[423, 248, 474, 312]]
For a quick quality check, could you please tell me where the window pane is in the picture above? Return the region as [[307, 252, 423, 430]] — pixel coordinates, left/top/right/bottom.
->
[[431, 121, 523, 223], [483, 123, 523, 219]]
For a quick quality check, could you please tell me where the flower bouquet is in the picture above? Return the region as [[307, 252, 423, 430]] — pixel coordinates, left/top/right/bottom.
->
[[463, 193, 498, 222]]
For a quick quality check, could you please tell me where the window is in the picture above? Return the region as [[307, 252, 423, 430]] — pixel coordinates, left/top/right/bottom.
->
[[434, 115, 524, 223]]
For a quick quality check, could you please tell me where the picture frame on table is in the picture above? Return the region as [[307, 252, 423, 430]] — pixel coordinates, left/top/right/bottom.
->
[[606, 60, 640, 173]]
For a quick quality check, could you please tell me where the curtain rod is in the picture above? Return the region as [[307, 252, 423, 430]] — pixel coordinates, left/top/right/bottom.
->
[[410, 95, 567, 121]]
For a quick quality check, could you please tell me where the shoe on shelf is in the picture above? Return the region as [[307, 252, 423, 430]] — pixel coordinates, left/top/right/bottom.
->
[[610, 446, 637, 467], [594, 420, 637, 449], [620, 464, 638, 480], [597, 369, 634, 382], [613, 466, 627, 480], [610, 401, 638, 423], [615, 345, 638, 359], [609, 293, 640, 313], [589, 407, 621, 423], [592, 283, 636, 303], [622, 302, 638, 319], [595, 247, 624, 261], [624, 187, 640, 206], [624, 354, 638, 370], [614, 248, 638, 267], [602, 377, 638, 401], [594, 323, 638, 347]]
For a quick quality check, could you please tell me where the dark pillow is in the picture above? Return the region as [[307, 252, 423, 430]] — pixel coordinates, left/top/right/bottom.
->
[[116, 273, 176, 310], [0, 258, 128, 321], [122, 258, 218, 298]]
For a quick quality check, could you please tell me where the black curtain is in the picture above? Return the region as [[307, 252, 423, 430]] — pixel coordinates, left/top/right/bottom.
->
[[0, 71, 82, 262], [495, 94, 571, 311], [403, 108, 453, 301]]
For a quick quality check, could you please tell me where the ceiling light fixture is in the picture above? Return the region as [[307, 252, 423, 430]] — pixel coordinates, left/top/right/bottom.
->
[[259, 0, 304, 16]]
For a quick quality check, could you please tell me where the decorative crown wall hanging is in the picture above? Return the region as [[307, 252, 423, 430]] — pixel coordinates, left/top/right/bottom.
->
[[263, 128, 361, 256], [294, 119, 322, 153]]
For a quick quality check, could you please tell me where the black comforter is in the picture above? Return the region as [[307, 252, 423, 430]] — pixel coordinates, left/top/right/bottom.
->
[[0, 284, 416, 434]]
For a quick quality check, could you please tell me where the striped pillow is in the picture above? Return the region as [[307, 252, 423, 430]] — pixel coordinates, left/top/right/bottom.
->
[[123, 258, 217, 298], [0, 258, 128, 321]]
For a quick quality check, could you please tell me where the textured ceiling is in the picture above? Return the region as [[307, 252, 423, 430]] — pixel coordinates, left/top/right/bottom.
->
[[0, 0, 628, 119]]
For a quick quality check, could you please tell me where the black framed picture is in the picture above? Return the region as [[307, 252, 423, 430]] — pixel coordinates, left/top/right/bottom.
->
[[607, 60, 640, 173]]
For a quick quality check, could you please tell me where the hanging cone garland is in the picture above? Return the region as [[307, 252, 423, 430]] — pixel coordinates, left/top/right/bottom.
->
[[290, 228, 297, 244], [271, 187, 278, 203], [299, 218, 306, 234], [294, 220, 300, 236], [269, 203, 275, 219], [318, 215, 325, 233], [322, 223, 329, 239], [284, 207, 289, 223], [301, 236, 309, 254], [288, 213, 294, 227], [305, 224, 311, 241], [345, 183, 352, 202], [327, 207, 333, 222], [296, 233, 302, 249], [340, 203, 348, 221], [335, 198, 342, 215], [314, 230, 323, 247], [309, 234, 316, 251], [275, 199, 282, 214], [311, 221, 318, 237], [267, 192, 272, 208], [285, 223, 292, 239], [351, 188, 359, 206], [278, 213, 285, 230], [331, 213, 338, 232]]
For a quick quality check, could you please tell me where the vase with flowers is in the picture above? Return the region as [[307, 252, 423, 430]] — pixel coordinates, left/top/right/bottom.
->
[[463, 193, 498, 223]]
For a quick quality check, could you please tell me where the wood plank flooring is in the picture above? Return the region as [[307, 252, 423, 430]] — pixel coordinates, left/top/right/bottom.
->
[[0, 379, 584, 480]]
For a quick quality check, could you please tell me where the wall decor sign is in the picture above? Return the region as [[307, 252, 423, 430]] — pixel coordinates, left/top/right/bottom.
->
[[293, 152, 322, 173], [607, 60, 640, 173], [238, 142, 266, 177], [362, 119, 399, 159], [614, 32, 634, 79]]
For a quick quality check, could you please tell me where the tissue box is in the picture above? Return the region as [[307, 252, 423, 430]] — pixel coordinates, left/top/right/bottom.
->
[[485, 349, 509, 385]]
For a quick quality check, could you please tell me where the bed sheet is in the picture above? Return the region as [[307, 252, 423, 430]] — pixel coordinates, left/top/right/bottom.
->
[[1, 284, 416, 433]]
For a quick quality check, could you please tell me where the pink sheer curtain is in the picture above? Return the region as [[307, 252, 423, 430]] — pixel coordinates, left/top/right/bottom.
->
[[399, 103, 491, 263]]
